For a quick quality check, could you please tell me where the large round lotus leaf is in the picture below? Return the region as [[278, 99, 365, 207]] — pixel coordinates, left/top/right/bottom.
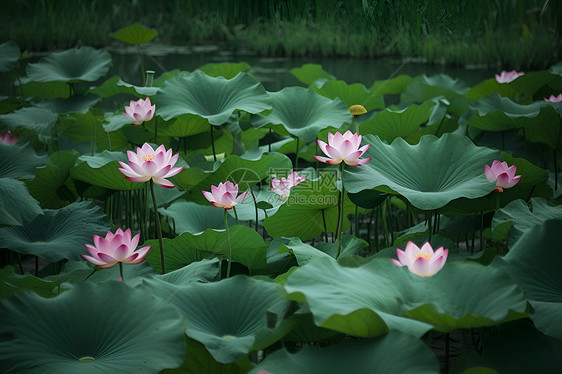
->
[[290, 63, 335, 86], [157, 114, 213, 137], [465, 94, 557, 131], [26, 46, 112, 83], [176, 150, 291, 204], [344, 134, 500, 211], [492, 198, 562, 246], [252, 87, 352, 143], [198, 62, 251, 79], [155, 72, 271, 125], [0, 201, 109, 262], [0, 106, 58, 143], [311, 80, 384, 111], [251, 330, 439, 374], [20, 80, 70, 99], [441, 152, 548, 215], [144, 225, 268, 274], [0, 142, 47, 179], [263, 178, 354, 240], [0, 41, 20, 72], [142, 275, 293, 364], [0, 281, 185, 374], [47, 260, 156, 286], [159, 200, 227, 235], [492, 219, 562, 339], [111, 23, 158, 45], [155, 258, 220, 286], [0, 178, 43, 226], [510, 71, 562, 99], [0, 266, 58, 300], [369, 75, 414, 95], [25, 150, 79, 209], [359, 100, 436, 143], [401, 74, 469, 102], [90, 76, 159, 98], [36, 94, 101, 115], [284, 257, 528, 337], [465, 79, 519, 101], [522, 105, 562, 149], [70, 150, 147, 191]]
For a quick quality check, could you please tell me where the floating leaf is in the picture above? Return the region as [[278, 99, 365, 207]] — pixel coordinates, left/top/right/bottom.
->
[[0, 282, 185, 373], [198, 62, 251, 79], [156, 72, 271, 125], [0, 41, 20, 72], [26, 46, 112, 83], [111, 23, 158, 45], [0, 178, 42, 226], [401, 74, 469, 102], [369, 75, 414, 95], [0, 201, 109, 262], [344, 134, 500, 210], [311, 80, 384, 111], [252, 86, 352, 143], [290, 63, 335, 86]]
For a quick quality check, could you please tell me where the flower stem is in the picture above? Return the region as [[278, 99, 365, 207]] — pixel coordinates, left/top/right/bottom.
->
[[83, 267, 98, 282], [336, 163, 345, 259], [150, 180, 166, 274], [495, 193, 500, 210], [119, 262, 124, 282], [225, 209, 232, 278], [250, 187, 259, 231], [210, 124, 217, 162]]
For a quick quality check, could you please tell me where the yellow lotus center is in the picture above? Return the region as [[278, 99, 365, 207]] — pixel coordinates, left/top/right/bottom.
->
[[143, 154, 155, 162], [349, 104, 367, 116], [222, 335, 237, 340], [414, 252, 432, 261], [78, 356, 96, 362]]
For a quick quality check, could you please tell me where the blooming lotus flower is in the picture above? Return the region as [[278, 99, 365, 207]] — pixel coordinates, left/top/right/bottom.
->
[[392, 241, 448, 277], [118, 143, 184, 188], [270, 171, 306, 200], [202, 181, 248, 209], [495, 70, 524, 83], [314, 131, 372, 166], [485, 160, 521, 192], [123, 97, 155, 125], [544, 94, 562, 103], [0, 131, 18, 145], [81, 228, 151, 269]]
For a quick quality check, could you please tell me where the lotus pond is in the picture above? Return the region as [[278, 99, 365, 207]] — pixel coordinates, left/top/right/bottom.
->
[[1, 41, 562, 373]]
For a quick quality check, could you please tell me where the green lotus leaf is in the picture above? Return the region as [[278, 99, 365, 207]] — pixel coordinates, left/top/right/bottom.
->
[[465, 79, 519, 101], [225, 187, 283, 222], [0, 266, 58, 299], [115, 78, 159, 96], [177, 151, 291, 204], [401, 74, 469, 102], [159, 200, 227, 235], [111, 23, 158, 45], [510, 71, 562, 99], [0, 142, 47, 179], [144, 225, 268, 274], [71, 150, 146, 191], [157, 114, 215, 137], [252, 87, 352, 143], [311, 80, 384, 111], [492, 219, 562, 339], [283, 312, 343, 343], [0, 41, 20, 72], [198, 62, 251, 79], [0, 281, 185, 373], [492, 198, 562, 246], [36, 94, 101, 115], [522, 105, 562, 149], [290, 63, 335, 86], [263, 178, 354, 240], [0, 106, 58, 143], [0, 201, 109, 262], [20, 80, 70, 99], [280, 235, 367, 264], [162, 336, 250, 374], [26, 46, 112, 83], [369, 75, 414, 95], [0, 178, 43, 226], [141, 275, 292, 364], [285, 257, 528, 337], [155, 258, 220, 286], [344, 134, 500, 211], [359, 100, 436, 143], [251, 330, 439, 374], [155, 72, 271, 125], [90, 76, 160, 98]]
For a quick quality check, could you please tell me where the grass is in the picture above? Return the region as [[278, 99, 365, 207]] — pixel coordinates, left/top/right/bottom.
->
[[0, 0, 560, 69]]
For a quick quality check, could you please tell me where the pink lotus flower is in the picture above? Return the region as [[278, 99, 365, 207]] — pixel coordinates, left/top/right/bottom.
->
[[314, 131, 372, 166], [0, 131, 18, 145], [202, 181, 248, 210], [392, 241, 448, 277], [123, 97, 155, 125], [118, 143, 184, 188], [270, 171, 306, 200], [495, 70, 524, 84], [544, 94, 562, 103], [81, 228, 151, 269], [485, 160, 521, 192]]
